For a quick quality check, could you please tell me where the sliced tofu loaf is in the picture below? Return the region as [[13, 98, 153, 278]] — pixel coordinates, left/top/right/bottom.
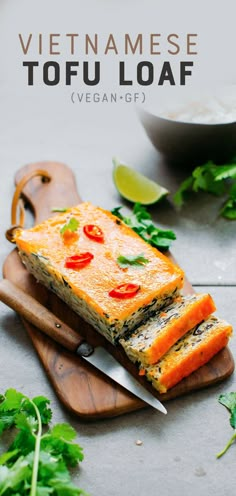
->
[[14, 202, 184, 344], [119, 293, 216, 365], [144, 316, 232, 393]]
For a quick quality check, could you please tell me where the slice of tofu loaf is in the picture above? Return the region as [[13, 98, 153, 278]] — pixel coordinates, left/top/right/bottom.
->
[[144, 316, 232, 393], [119, 293, 216, 365], [14, 202, 184, 344]]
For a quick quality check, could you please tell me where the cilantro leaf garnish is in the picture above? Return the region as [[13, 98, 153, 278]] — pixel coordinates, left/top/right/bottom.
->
[[117, 253, 149, 268], [111, 206, 123, 219], [111, 203, 176, 252], [217, 392, 236, 458], [60, 217, 79, 235], [52, 207, 68, 213], [0, 389, 86, 495], [173, 159, 236, 219], [220, 183, 236, 219], [213, 164, 236, 182]]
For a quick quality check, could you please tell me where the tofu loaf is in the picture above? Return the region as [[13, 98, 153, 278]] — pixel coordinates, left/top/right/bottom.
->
[[119, 293, 216, 365], [14, 202, 184, 343], [144, 316, 232, 393]]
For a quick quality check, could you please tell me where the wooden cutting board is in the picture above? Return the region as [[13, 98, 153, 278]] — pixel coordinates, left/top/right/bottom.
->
[[2, 161, 234, 419]]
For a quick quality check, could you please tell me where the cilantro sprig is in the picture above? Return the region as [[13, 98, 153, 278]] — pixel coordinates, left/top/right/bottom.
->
[[112, 203, 176, 251], [0, 389, 86, 495], [217, 392, 236, 458], [173, 160, 236, 219], [117, 253, 149, 268], [60, 217, 79, 235]]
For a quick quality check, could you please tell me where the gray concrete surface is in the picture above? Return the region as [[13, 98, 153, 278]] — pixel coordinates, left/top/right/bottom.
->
[[0, 1, 236, 495]]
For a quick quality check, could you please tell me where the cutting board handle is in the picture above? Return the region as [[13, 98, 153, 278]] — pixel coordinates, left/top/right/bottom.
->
[[13, 161, 82, 225], [6, 169, 52, 243]]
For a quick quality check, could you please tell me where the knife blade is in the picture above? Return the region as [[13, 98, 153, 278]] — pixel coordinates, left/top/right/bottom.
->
[[0, 279, 167, 414], [78, 345, 167, 413]]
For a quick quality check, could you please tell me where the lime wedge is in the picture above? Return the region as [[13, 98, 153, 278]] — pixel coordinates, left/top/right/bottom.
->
[[112, 158, 169, 205]]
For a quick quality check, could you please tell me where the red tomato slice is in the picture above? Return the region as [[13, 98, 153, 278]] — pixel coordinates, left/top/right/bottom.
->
[[109, 283, 140, 299], [65, 252, 94, 269], [83, 224, 104, 243]]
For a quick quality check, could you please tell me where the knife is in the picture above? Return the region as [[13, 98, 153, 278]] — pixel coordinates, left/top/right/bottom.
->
[[0, 279, 167, 414]]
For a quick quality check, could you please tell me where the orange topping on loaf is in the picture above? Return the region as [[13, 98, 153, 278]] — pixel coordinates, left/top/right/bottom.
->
[[14, 202, 184, 343]]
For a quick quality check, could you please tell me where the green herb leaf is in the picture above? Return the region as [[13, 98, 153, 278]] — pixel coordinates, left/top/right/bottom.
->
[[219, 392, 236, 429], [173, 176, 194, 207], [0, 450, 19, 466], [219, 392, 236, 412], [42, 423, 84, 467], [49, 423, 77, 442], [0, 389, 86, 495], [0, 389, 26, 435], [32, 396, 52, 425], [51, 207, 68, 213], [220, 183, 236, 219], [221, 198, 236, 219], [213, 165, 236, 181], [9, 428, 36, 458], [112, 203, 176, 251], [0, 388, 25, 412], [117, 253, 149, 268], [60, 218, 79, 235], [174, 160, 236, 219], [111, 206, 124, 220], [217, 392, 236, 458], [191, 163, 226, 195], [14, 412, 38, 433], [0, 456, 31, 495], [0, 412, 17, 435]]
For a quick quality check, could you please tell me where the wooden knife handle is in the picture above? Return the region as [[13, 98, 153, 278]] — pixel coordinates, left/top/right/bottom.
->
[[0, 279, 84, 352]]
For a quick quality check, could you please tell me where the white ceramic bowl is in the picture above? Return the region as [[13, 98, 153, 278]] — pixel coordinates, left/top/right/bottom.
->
[[139, 87, 236, 166]]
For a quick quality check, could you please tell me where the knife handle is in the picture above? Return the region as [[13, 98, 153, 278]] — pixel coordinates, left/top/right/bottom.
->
[[0, 279, 85, 352]]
